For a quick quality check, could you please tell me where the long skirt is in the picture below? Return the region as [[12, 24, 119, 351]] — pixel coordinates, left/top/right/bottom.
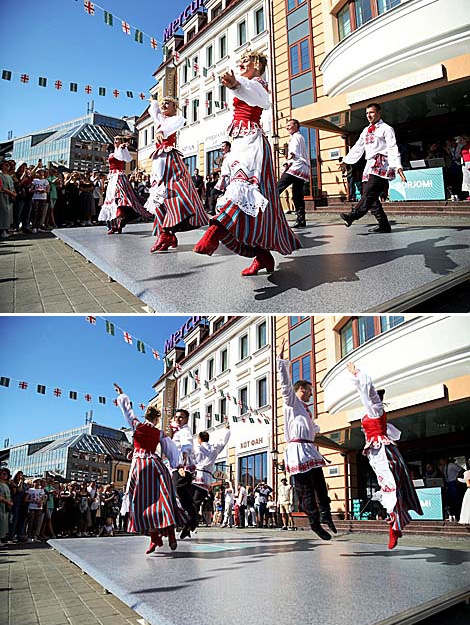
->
[[98, 172, 150, 222], [367, 444, 423, 532], [459, 489, 470, 524], [127, 455, 183, 533], [211, 134, 301, 258], [145, 150, 208, 236]]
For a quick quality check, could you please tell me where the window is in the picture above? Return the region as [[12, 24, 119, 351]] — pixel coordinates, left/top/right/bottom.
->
[[212, 2, 222, 18], [220, 347, 228, 372], [191, 411, 199, 435], [187, 28, 196, 42], [340, 316, 405, 357], [338, 4, 352, 40], [237, 21, 247, 46], [207, 147, 223, 174], [192, 99, 199, 123], [238, 452, 267, 487], [257, 377, 267, 408], [151, 126, 155, 141], [214, 317, 225, 331], [257, 321, 267, 349], [254, 7, 265, 34], [193, 368, 199, 391], [239, 334, 248, 360], [290, 38, 310, 76], [287, 3, 314, 110], [300, 126, 319, 197], [182, 64, 189, 84], [182, 376, 189, 397], [187, 339, 197, 353], [219, 397, 227, 420], [291, 355, 311, 386], [206, 91, 213, 116], [206, 404, 213, 429], [117, 469, 123, 482], [337, 1, 402, 41], [380, 316, 405, 332], [192, 56, 199, 78], [287, 0, 306, 10], [206, 44, 214, 68], [218, 85, 227, 109], [144, 129, 148, 146], [207, 357, 215, 380], [219, 34, 227, 59], [358, 316, 375, 344], [183, 154, 197, 174], [340, 320, 354, 356], [239, 386, 248, 415], [355, 0, 373, 28]]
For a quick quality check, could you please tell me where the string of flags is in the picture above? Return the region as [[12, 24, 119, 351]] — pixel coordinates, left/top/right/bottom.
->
[[84, 316, 271, 426], [0, 375, 147, 410], [1, 69, 147, 100], [79, 0, 160, 51]]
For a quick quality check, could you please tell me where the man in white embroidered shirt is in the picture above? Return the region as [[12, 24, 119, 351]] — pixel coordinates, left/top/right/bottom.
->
[[277, 119, 309, 228], [277, 339, 336, 540], [339, 102, 407, 233]]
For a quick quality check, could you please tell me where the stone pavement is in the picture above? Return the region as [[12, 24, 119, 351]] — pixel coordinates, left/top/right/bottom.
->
[[0, 232, 148, 314], [2, 530, 469, 625]]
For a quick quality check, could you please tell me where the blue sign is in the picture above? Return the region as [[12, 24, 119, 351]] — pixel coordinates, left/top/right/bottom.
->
[[410, 487, 443, 520], [389, 167, 445, 201]]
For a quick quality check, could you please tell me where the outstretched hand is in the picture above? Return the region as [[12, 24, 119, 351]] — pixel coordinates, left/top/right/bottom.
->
[[346, 362, 357, 376], [277, 338, 286, 359], [221, 70, 239, 89], [113, 382, 123, 394]]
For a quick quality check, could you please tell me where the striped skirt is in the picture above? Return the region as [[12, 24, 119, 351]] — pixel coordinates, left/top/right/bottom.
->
[[146, 151, 208, 236], [98, 172, 151, 222], [211, 135, 301, 257], [127, 455, 183, 533]]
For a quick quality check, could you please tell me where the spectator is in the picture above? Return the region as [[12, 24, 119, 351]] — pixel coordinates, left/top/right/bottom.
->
[[442, 457, 465, 522], [98, 517, 115, 537], [40, 477, 57, 539], [267, 494, 277, 528], [8, 470, 29, 542], [79, 171, 94, 226], [458, 469, 470, 525], [118, 487, 129, 532], [278, 477, 295, 530], [30, 169, 50, 232], [245, 486, 257, 527], [45, 168, 59, 228], [236, 483, 247, 528], [0, 160, 16, 238], [221, 482, 234, 528], [213, 493, 223, 525], [192, 168, 204, 201], [12, 162, 33, 233], [201, 489, 214, 527], [26, 478, 47, 542], [59, 482, 76, 537], [0, 468, 13, 544], [460, 135, 470, 201], [63, 173, 80, 226], [87, 481, 99, 534], [254, 481, 272, 528]]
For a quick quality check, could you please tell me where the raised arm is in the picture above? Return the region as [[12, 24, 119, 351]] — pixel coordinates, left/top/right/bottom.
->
[[113, 145, 133, 163], [114, 383, 140, 429], [347, 362, 383, 418], [277, 339, 296, 407]]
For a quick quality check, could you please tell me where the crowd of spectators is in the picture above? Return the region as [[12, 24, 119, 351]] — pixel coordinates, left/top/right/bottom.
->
[[0, 469, 129, 546]]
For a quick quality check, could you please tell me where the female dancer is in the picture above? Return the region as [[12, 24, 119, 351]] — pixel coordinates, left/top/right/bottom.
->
[[347, 362, 422, 549], [145, 96, 208, 253], [98, 137, 149, 235], [194, 49, 301, 275], [114, 383, 183, 553]]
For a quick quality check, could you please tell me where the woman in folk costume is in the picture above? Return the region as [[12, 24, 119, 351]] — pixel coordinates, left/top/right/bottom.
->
[[145, 95, 208, 253], [114, 383, 184, 554], [98, 137, 150, 234], [193, 49, 301, 275], [347, 363, 422, 549]]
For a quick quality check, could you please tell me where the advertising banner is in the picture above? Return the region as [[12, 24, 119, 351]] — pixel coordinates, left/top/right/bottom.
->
[[410, 487, 443, 520], [389, 167, 445, 201]]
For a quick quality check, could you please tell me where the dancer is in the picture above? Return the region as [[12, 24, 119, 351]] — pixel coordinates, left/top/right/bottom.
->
[[145, 96, 208, 253], [98, 137, 149, 235], [339, 103, 407, 233], [191, 423, 231, 529], [346, 362, 423, 548], [194, 49, 301, 275], [277, 339, 337, 540], [277, 119, 309, 228], [114, 383, 183, 553]]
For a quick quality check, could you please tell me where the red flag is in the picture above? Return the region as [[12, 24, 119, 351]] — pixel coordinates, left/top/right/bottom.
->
[[86, 315, 96, 324], [113, 89, 120, 98], [150, 38, 158, 50], [139, 403, 145, 410], [139, 92, 146, 100], [54, 80, 63, 90], [123, 331, 133, 345], [113, 398, 118, 406], [20, 74, 29, 83], [122, 21, 131, 35], [85, 85, 92, 94], [85, 394, 92, 402], [19, 381, 28, 389], [84, 1, 95, 15], [174, 52, 180, 61], [152, 349, 160, 360], [54, 388, 62, 397]]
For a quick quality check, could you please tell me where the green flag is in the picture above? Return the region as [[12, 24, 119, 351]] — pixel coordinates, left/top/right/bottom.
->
[[2, 70, 12, 81], [70, 83, 78, 92], [69, 391, 77, 400], [37, 384, 46, 394], [105, 320, 115, 336], [137, 340, 146, 354], [98, 87, 106, 96], [135, 29, 143, 44], [104, 11, 113, 26], [0, 377, 10, 387], [99, 396, 106, 404], [38, 77, 47, 87]]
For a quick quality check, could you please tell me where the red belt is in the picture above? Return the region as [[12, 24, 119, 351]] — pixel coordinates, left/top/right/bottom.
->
[[289, 438, 315, 444]]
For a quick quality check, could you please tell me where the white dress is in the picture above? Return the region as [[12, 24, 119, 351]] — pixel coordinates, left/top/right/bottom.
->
[[458, 471, 470, 524]]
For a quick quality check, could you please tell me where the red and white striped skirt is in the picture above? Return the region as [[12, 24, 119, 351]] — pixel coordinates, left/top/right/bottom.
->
[[99, 172, 151, 222]]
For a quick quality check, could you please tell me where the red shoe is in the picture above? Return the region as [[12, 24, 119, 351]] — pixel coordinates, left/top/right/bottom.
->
[[146, 540, 157, 554], [170, 234, 178, 248], [167, 527, 177, 551], [388, 526, 402, 550], [107, 228, 115, 235], [150, 231, 174, 253], [193, 224, 222, 256], [241, 250, 275, 276]]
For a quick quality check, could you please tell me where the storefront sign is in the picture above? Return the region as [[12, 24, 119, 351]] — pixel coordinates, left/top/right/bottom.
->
[[410, 487, 443, 521], [164, 316, 205, 353], [163, 0, 205, 42], [236, 436, 266, 454], [389, 167, 445, 201]]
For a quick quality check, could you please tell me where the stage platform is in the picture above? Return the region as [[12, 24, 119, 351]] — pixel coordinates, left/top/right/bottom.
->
[[53, 220, 470, 313], [49, 530, 470, 625]]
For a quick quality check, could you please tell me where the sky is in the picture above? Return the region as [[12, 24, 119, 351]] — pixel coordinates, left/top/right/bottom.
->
[[0, 0, 193, 140], [0, 315, 191, 446]]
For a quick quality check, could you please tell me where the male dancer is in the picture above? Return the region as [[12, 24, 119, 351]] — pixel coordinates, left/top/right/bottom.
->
[[277, 119, 309, 228], [339, 103, 407, 233], [347, 362, 422, 548], [191, 422, 231, 527], [277, 339, 337, 539]]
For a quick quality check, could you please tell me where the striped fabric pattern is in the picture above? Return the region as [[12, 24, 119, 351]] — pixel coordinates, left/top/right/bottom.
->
[[127, 455, 182, 532], [211, 135, 301, 257], [151, 151, 208, 236], [114, 173, 151, 219], [385, 445, 423, 531]]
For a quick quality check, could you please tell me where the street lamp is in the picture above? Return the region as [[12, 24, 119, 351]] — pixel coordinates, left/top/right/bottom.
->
[[271, 134, 287, 157], [271, 448, 285, 474]]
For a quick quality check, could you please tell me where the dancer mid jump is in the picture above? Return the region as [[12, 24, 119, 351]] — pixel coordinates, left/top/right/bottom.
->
[[194, 49, 300, 275], [346, 363, 422, 548], [146, 96, 208, 252]]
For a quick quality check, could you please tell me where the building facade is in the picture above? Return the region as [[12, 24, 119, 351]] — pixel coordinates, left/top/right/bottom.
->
[[272, 0, 470, 206], [11, 113, 137, 173]]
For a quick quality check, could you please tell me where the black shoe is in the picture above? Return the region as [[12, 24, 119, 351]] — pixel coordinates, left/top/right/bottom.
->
[[179, 527, 191, 540], [368, 225, 391, 233], [320, 512, 337, 534], [310, 521, 331, 540], [340, 213, 354, 227], [292, 221, 306, 228]]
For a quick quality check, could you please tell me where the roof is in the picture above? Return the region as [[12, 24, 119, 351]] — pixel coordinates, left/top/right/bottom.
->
[[30, 433, 128, 460]]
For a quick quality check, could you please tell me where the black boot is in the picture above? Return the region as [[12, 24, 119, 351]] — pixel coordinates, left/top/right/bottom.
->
[[320, 510, 337, 534], [310, 512, 331, 540], [340, 212, 354, 227]]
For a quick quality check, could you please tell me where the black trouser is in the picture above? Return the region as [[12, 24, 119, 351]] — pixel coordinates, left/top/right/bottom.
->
[[172, 471, 197, 530], [349, 174, 390, 228], [191, 484, 208, 527], [293, 467, 331, 526], [278, 172, 306, 224]]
